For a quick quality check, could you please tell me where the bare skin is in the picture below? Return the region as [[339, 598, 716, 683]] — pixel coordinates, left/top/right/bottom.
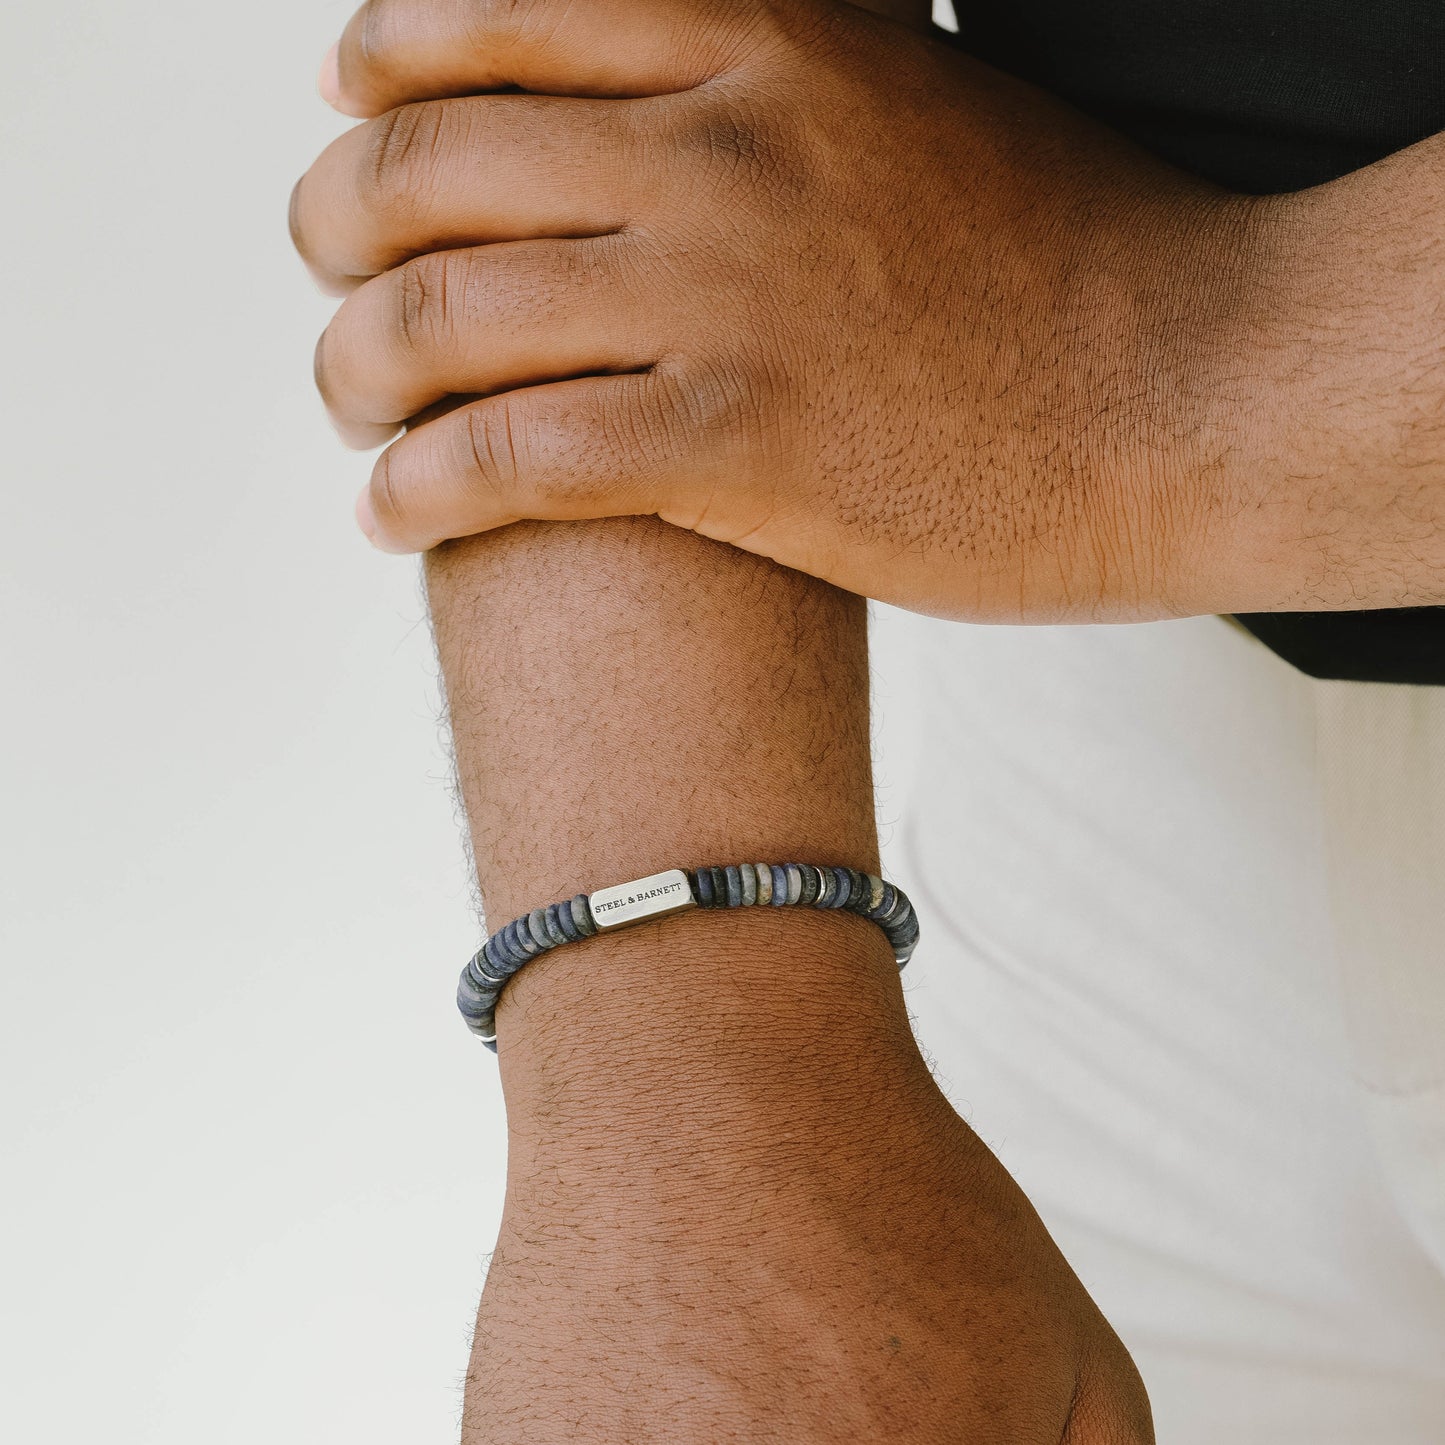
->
[[294, 0, 1443, 620], [425, 517, 1151, 1442]]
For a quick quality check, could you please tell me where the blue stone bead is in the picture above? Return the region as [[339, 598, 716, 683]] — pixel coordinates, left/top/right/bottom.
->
[[785, 865, 803, 904], [544, 904, 570, 947], [878, 895, 908, 928], [527, 908, 553, 951], [770, 865, 789, 904], [754, 863, 772, 905], [555, 902, 582, 943], [724, 864, 743, 908], [695, 868, 715, 907], [571, 894, 597, 937], [882, 901, 913, 933], [492, 923, 518, 965], [868, 881, 898, 921], [740, 863, 758, 906], [470, 949, 504, 990], [465, 970, 501, 1007], [513, 917, 542, 957], [817, 868, 838, 907], [456, 973, 490, 1017], [887, 916, 920, 950], [501, 924, 531, 967]]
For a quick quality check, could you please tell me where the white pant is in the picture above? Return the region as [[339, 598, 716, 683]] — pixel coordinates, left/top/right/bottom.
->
[[869, 607, 1445, 1442]]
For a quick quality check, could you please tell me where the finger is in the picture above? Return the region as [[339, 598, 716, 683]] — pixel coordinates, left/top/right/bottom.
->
[[358, 371, 699, 552], [332, 0, 773, 117], [315, 237, 661, 440], [291, 94, 649, 286]]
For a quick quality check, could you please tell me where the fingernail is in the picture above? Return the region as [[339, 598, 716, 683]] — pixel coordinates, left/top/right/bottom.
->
[[318, 42, 341, 107]]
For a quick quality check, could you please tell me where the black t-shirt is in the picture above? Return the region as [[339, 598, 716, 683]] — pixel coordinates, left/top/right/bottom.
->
[[939, 0, 1444, 684]]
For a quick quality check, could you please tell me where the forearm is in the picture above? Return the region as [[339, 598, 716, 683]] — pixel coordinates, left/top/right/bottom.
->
[[425, 518, 1148, 1442], [1193, 132, 1445, 611], [425, 516, 935, 1160]]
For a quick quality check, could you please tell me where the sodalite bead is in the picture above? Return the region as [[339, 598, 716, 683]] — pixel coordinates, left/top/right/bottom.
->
[[785, 865, 803, 904], [694, 868, 715, 907], [509, 918, 540, 958], [542, 905, 568, 948], [740, 863, 758, 906], [493, 922, 519, 965], [893, 910, 920, 943], [724, 864, 743, 908], [457, 971, 491, 1018], [527, 908, 553, 951], [770, 865, 789, 904], [754, 864, 773, 905], [570, 894, 596, 937], [511, 918, 537, 958], [472, 946, 505, 988], [555, 901, 582, 943]]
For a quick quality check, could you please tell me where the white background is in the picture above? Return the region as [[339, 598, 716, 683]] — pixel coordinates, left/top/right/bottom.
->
[[2, 4, 501, 1440], [0, 2, 960, 1441]]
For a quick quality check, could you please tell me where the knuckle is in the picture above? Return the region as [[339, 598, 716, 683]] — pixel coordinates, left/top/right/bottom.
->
[[391, 250, 455, 356], [661, 353, 762, 449], [463, 0, 546, 57], [462, 401, 525, 500], [369, 447, 407, 535], [672, 92, 777, 185], [360, 101, 446, 216]]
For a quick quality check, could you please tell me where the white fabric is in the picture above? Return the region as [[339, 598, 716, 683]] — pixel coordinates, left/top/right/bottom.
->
[[869, 607, 1445, 1443]]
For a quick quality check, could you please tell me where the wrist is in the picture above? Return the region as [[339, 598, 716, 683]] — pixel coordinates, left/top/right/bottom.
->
[[493, 903, 946, 1208], [1179, 169, 1445, 612]]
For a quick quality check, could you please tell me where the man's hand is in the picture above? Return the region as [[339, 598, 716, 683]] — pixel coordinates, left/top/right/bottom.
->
[[291, 0, 1443, 623], [466, 915, 1153, 1444]]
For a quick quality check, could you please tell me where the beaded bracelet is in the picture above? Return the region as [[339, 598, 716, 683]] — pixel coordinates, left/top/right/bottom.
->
[[456, 863, 919, 1052]]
